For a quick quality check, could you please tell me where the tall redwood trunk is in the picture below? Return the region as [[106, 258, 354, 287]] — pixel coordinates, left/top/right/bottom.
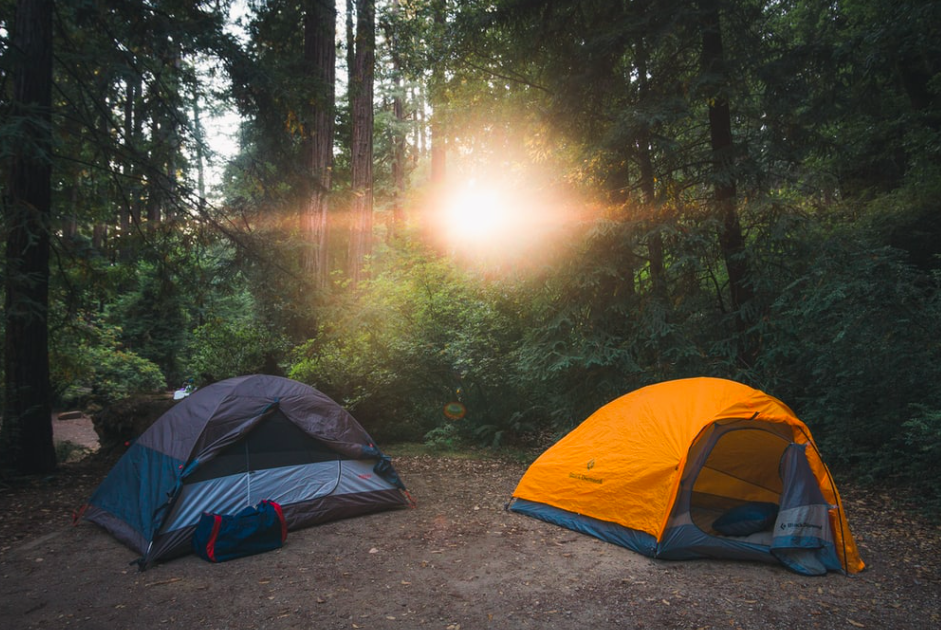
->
[[119, 73, 144, 262], [1, 0, 57, 473], [119, 76, 135, 261], [388, 0, 406, 241], [635, 38, 665, 299], [348, 0, 375, 288], [303, 0, 337, 289], [429, 0, 447, 186], [700, 0, 755, 367]]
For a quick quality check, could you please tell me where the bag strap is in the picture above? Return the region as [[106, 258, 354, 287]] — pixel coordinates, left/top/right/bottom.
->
[[262, 500, 288, 542], [206, 514, 223, 562]]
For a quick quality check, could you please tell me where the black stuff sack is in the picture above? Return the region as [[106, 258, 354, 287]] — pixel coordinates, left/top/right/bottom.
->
[[192, 500, 287, 563]]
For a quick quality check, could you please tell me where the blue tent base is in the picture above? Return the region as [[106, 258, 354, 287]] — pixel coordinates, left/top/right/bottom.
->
[[510, 499, 842, 576], [510, 499, 659, 557]]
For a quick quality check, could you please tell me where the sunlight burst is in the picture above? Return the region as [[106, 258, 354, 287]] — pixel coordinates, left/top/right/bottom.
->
[[442, 180, 518, 245], [430, 157, 583, 273]]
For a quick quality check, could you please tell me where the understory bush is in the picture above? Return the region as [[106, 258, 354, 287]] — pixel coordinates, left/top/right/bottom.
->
[[512, 216, 728, 435], [757, 245, 940, 455], [902, 405, 941, 516], [51, 315, 167, 407], [184, 317, 290, 385], [107, 262, 190, 385], [290, 253, 536, 445]]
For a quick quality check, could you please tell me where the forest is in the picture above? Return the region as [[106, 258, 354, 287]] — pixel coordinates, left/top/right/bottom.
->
[[1, 0, 939, 516]]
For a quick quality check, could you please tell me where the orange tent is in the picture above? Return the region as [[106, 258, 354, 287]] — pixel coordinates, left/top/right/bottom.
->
[[511, 377, 864, 575]]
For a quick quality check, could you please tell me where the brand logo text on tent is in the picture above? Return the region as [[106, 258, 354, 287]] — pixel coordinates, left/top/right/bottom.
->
[[569, 472, 603, 484], [779, 521, 823, 531]]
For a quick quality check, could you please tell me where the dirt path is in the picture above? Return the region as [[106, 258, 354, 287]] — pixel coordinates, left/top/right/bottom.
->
[[51, 412, 100, 460], [1, 452, 939, 629]]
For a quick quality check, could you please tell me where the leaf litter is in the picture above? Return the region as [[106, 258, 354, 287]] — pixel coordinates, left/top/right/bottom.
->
[[0, 451, 938, 629]]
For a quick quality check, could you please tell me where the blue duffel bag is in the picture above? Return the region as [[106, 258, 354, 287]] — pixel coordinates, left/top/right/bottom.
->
[[192, 500, 287, 563]]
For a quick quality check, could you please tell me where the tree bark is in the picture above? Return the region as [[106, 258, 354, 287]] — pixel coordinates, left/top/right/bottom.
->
[[1, 0, 57, 474], [303, 0, 337, 289], [429, 0, 447, 186], [416, 84, 427, 158], [348, 0, 375, 288], [634, 38, 664, 299], [700, 0, 755, 367], [119, 73, 144, 261], [388, 0, 406, 241], [346, 0, 355, 85]]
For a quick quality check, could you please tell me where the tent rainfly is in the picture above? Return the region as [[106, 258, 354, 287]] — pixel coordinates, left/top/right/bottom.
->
[[510, 377, 864, 575], [83, 374, 410, 569]]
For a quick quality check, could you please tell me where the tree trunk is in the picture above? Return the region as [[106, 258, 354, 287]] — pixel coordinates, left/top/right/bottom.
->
[[118, 73, 144, 261], [429, 0, 447, 186], [145, 37, 182, 228], [638, 132, 665, 298], [348, 0, 375, 288], [1, 0, 57, 474], [119, 74, 142, 261], [634, 38, 665, 299], [389, 0, 407, 241], [416, 84, 427, 159], [119, 77, 134, 260], [700, 0, 755, 367], [303, 0, 337, 289], [162, 39, 182, 224], [192, 91, 207, 203], [346, 0, 355, 83]]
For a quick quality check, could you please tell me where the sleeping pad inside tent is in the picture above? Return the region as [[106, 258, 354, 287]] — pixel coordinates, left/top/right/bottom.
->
[[82, 374, 410, 569], [510, 377, 864, 576]]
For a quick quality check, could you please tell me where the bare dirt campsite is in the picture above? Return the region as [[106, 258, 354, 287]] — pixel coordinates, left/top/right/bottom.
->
[[1, 439, 939, 630]]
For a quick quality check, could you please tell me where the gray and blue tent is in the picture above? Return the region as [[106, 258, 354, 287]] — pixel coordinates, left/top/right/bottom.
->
[[83, 375, 410, 569]]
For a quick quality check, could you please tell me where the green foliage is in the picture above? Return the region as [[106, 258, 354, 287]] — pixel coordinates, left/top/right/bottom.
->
[[423, 422, 460, 452], [107, 262, 190, 384], [184, 317, 289, 384], [290, 250, 537, 445], [751, 229, 941, 475], [902, 404, 941, 515], [51, 315, 166, 407], [514, 216, 728, 433], [55, 440, 94, 464]]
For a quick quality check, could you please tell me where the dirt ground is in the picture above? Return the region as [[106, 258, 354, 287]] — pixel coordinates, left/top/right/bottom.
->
[[1, 422, 939, 630]]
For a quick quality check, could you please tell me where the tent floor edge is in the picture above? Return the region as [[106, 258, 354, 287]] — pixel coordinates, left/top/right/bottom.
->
[[510, 498, 659, 558]]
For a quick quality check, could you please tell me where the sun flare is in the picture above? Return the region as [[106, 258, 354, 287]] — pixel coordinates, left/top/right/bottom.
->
[[442, 180, 516, 243], [430, 163, 582, 271]]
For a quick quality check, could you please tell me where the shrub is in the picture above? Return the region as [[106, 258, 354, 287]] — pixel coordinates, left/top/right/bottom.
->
[[902, 405, 941, 518], [51, 315, 167, 407], [107, 262, 190, 384], [424, 423, 461, 451], [184, 317, 289, 384], [754, 243, 941, 469], [290, 253, 537, 445]]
